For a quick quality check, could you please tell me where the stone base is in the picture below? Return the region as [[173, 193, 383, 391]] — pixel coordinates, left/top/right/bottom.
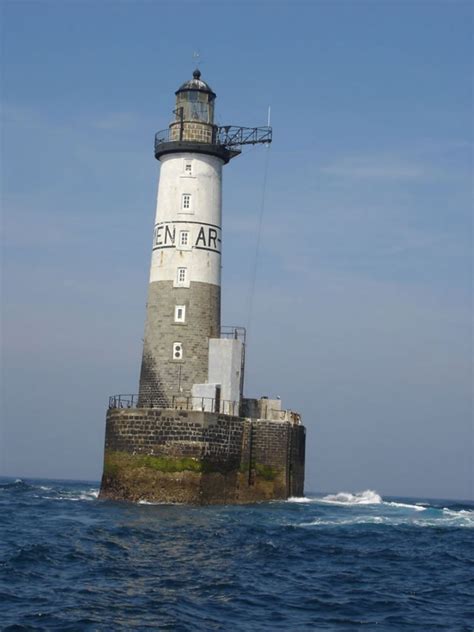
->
[[99, 408, 305, 505]]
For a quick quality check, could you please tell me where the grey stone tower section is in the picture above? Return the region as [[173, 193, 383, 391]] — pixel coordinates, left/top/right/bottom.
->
[[139, 282, 221, 406], [138, 71, 232, 407]]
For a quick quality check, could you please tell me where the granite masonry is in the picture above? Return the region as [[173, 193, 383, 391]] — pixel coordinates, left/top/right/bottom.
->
[[138, 281, 220, 407], [100, 409, 305, 504]]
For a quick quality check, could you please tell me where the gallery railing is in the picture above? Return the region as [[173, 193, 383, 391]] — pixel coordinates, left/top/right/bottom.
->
[[154, 126, 272, 154], [220, 326, 246, 344], [108, 394, 240, 416]]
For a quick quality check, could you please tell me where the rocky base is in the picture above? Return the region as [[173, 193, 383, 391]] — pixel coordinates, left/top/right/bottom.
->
[[99, 408, 305, 505]]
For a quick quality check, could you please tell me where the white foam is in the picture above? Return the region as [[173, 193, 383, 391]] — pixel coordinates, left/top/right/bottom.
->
[[287, 496, 315, 503], [320, 490, 382, 505], [386, 501, 426, 511], [442, 508, 474, 525], [298, 507, 474, 529], [46, 488, 99, 502], [300, 515, 389, 527], [78, 490, 99, 500], [319, 491, 425, 510], [442, 508, 472, 516]]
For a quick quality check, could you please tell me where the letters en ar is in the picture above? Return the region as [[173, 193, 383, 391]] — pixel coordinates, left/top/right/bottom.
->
[[153, 223, 220, 252]]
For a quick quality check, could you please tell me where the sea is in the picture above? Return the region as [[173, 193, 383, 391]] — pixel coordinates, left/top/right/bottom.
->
[[0, 478, 472, 631]]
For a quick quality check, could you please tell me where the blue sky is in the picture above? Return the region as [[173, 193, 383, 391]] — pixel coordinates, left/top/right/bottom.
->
[[1, 0, 472, 499]]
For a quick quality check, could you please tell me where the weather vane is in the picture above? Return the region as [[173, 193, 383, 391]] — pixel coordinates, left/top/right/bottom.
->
[[193, 50, 202, 68]]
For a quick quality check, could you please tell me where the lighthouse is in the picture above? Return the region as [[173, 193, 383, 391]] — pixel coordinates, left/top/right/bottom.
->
[[139, 70, 226, 409], [138, 69, 270, 412], [100, 70, 305, 505]]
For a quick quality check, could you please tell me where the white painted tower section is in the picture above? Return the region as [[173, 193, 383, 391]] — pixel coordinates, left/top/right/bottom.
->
[[149, 152, 223, 287]]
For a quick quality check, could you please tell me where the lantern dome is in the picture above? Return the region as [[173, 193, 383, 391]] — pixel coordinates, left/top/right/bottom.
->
[[176, 69, 216, 99]]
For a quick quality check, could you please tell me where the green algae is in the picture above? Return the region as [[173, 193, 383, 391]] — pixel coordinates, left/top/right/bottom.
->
[[104, 451, 204, 475], [255, 463, 277, 481], [103, 451, 280, 481]]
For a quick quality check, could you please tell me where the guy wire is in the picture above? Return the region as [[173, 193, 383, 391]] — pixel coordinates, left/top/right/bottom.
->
[[246, 141, 271, 341]]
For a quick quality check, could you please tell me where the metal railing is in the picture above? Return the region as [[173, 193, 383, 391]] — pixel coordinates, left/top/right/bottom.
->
[[109, 394, 140, 409], [109, 394, 240, 416], [220, 326, 246, 344], [108, 396, 300, 424], [216, 126, 272, 148], [154, 125, 272, 154]]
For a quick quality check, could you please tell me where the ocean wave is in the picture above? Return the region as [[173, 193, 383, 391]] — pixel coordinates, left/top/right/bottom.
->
[[299, 507, 474, 529], [287, 496, 315, 503], [0, 479, 32, 492], [40, 488, 99, 502], [288, 490, 384, 505], [289, 490, 473, 528], [292, 492, 429, 512], [441, 508, 474, 526], [62, 489, 99, 502], [442, 508, 474, 516], [300, 516, 388, 527], [320, 490, 382, 505], [386, 501, 426, 511], [0, 480, 100, 503]]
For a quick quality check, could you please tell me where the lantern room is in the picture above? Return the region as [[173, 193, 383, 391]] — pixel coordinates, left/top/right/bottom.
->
[[175, 68, 216, 125]]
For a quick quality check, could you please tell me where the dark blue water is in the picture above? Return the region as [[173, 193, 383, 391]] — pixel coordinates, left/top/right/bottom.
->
[[0, 479, 472, 631]]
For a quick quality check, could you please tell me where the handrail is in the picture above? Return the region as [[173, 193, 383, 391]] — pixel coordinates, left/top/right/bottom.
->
[[154, 125, 272, 154], [108, 394, 240, 416], [220, 326, 246, 344]]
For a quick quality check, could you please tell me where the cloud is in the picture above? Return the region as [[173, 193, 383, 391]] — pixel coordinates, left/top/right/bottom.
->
[[91, 112, 139, 131], [2, 101, 145, 137], [1, 103, 48, 128], [223, 216, 258, 235], [320, 157, 427, 180], [319, 139, 472, 182]]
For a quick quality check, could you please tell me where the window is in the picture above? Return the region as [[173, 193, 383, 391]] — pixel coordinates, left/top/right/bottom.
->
[[177, 267, 187, 285], [175, 305, 186, 323], [173, 342, 183, 360], [179, 230, 189, 247], [182, 193, 191, 210], [184, 162, 192, 175]]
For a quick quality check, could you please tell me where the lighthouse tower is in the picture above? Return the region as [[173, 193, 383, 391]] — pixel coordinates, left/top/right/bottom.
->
[[138, 69, 270, 410]]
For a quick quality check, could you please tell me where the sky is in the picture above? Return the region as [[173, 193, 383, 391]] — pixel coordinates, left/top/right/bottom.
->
[[1, 0, 472, 500]]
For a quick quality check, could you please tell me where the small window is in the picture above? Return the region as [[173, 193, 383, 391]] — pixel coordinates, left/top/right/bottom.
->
[[175, 305, 186, 323], [173, 342, 183, 360], [179, 230, 189, 246], [177, 267, 187, 285], [184, 162, 192, 175], [182, 193, 191, 210]]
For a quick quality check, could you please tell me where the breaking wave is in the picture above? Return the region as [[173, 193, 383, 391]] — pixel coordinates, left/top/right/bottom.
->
[[321, 489, 382, 505], [290, 490, 474, 529], [289, 489, 383, 505], [288, 490, 474, 527], [0, 478, 99, 502], [386, 501, 426, 511]]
